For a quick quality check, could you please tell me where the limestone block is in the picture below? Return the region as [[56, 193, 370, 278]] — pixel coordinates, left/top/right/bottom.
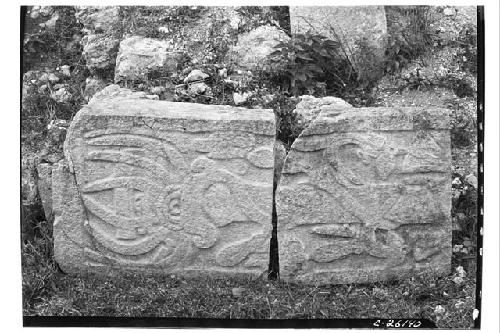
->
[[290, 6, 387, 81], [36, 163, 53, 221], [76, 6, 122, 73], [75, 6, 121, 34], [276, 107, 452, 284], [273, 139, 287, 189], [294, 95, 352, 128], [81, 33, 120, 71], [114, 36, 182, 83], [56, 98, 275, 277], [53, 161, 92, 273], [229, 25, 290, 72]]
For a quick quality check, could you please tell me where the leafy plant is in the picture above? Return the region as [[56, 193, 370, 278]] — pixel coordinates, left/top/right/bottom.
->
[[22, 7, 89, 147], [270, 31, 357, 97], [454, 22, 477, 75], [384, 6, 437, 74], [261, 91, 302, 147], [23, 6, 84, 72], [121, 6, 207, 39], [22, 219, 58, 311]]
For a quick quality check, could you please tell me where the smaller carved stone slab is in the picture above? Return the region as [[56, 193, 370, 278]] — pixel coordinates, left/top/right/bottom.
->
[[276, 107, 452, 284], [55, 98, 275, 277]]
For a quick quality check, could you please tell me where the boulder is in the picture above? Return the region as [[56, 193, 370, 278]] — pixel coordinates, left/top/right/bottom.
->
[[39, 11, 59, 30], [114, 36, 182, 83], [75, 6, 121, 34], [290, 6, 388, 82], [30, 6, 54, 19], [465, 174, 477, 188], [55, 98, 275, 277], [294, 95, 352, 128], [81, 34, 120, 71], [233, 92, 252, 106], [229, 25, 290, 72], [183, 70, 209, 83], [50, 87, 72, 103], [175, 7, 244, 65], [76, 6, 122, 73], [187, 82, 209, 96], [276, 106, 452, 284]]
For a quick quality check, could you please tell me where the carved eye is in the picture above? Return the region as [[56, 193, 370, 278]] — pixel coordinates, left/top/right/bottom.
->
[[169, 197, 181, 217]]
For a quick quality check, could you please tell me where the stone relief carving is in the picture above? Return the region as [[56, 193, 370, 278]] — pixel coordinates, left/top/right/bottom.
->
[[55, 100, 274, 276], [276, 107, 451, 284]]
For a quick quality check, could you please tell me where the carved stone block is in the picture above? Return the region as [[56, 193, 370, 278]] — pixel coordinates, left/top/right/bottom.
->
[[55, 99, 275, 277], [276, 107, 452, 284]]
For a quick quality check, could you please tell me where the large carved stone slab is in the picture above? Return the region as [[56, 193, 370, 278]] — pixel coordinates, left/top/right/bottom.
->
[[276, 107, 452, 284], [55, 98, 275, 277]]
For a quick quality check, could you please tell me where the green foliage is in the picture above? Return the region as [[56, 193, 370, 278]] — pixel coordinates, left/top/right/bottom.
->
[[384, 6, 437, 74], [22, 220, 58, 312], [269, 6, 291, 34], [454, 23, 477, 75], [23, 6, 84, 72], [383, 6, 477, 98], [448, 98, 477, 148], [452, 175, 478, 256], [22, 7, 89, 146], [22, 244, 476, 328], [121, 6, 206, 39], [262, 92, 302, 147], [234, 6, 290, 34], [270, 31, 358, 97]]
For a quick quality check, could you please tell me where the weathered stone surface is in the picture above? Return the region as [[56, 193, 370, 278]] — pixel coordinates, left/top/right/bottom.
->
[[183, 69, 209, 83], [75, 6, 121, 34], [276, 106, 452, 284], [173, 7, 244, 65], [89, 84, 149, 103], [84, 77, 108, 102], [273, 139, 287, 188], [53, 160, 92, 273], [114, 36, 182, 83], [294, 95, 352, 128], [50, 87, 72, 103], [76, 6, 122, 73], [56, 98, 275, 277], [81, 34, 120, 71], [229, 25, 290, 72], [29, 6, 54, 20], [36, 163, 53, 222], [290, 6, 387, 81]]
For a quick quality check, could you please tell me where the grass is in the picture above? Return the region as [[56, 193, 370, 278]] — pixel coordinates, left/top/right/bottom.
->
[[21, 220, 476, 328]]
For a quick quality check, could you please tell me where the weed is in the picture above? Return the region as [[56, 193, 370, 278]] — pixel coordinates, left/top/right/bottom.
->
[[270, 31, 358, 98], [384, 6, 437, 74], [22, 6, 89, 148]]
